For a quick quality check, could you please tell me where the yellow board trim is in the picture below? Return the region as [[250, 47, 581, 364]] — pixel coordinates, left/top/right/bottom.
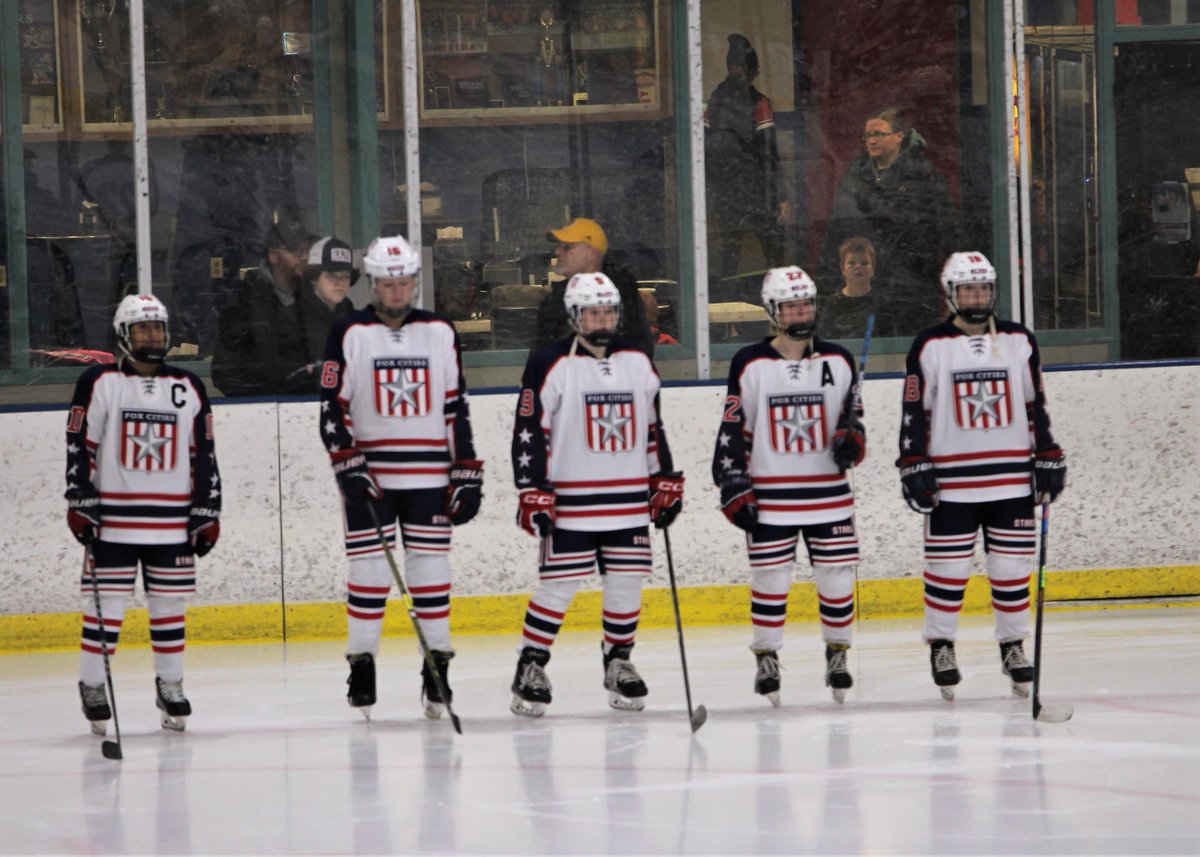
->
[[4, 566, 1197, 653]]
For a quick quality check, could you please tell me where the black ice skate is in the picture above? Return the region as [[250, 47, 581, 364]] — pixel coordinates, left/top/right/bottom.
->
[[155, 677, 191, 731], [79, 681, 111, 736], [929, 639, 961, 701], [511, 646, 552, 717], [346, 652, 376, 719], [825, 644, 853, 704], [421, 650, 454, 720], [1000, 639, 1033, 698], [754, 650, 782, 707], [602, 643, 648, 711]]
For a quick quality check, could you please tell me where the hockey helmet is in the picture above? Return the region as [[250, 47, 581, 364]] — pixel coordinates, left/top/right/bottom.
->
[[941, 251, 996, 324], [564, 272, 622, 346], [761, 266, 818, 340], [113, 293, 170, 363], [363, 235, 420, 318]]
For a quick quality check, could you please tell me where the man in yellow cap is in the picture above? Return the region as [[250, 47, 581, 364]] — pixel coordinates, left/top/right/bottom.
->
[[534, 217, 654, 356]]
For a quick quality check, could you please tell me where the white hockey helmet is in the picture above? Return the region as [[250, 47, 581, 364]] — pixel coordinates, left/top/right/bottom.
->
[[363, 235, 420, 318], [761, 265, 818, 339], [941, 251, 997, 323], [113, 293, 169, 363], [564, 272, 622, 345]]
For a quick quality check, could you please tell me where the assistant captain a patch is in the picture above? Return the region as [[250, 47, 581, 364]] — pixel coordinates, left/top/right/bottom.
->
[[767, 393, 827, 454], [952, 369, 1013, 429], [120, 409, 178, 471], [584, 392, 635, 453], [374, 356, 430, 417]]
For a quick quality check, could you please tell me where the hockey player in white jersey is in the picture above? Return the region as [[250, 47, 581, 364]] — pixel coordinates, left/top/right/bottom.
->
[[319, 234, 483, 721], [66, 294, 221, 733], [712, 266, 866, 705], [897, 251, 1067, 700], [509, 272, 684, 716]]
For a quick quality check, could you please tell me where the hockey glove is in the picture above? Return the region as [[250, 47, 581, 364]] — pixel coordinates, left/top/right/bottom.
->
[[332, 449, 381, 509], [445, 459, 485, 525], [66, 489, 101, 546], [1033, 445, 1067, 504], [517, 483, 556, 537], [719, 472, 758, 532], [831, 418, 867, 471], [898, 456, 938, 514], [188, 506, 221, 558], [649, 471, 685, 530]]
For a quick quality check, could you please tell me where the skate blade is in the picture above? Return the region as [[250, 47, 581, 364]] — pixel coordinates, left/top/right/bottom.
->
[[89, 721, 108, 736], [831, 688, 847, 705], [939, 686, 956, 701], [510, 695, 546, 717], [608, 693, 646, 712], [423, 701, 446, 720], [759, 690, 781, 707], [1011, 681, 1031, 699], [160, 713, 187, 731]]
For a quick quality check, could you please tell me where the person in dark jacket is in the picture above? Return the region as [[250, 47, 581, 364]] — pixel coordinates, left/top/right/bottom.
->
[[532, 217, 654, 357], [294, 236, 358, 388], [822, 107, 959, 335], [211, 216, 312, 396]]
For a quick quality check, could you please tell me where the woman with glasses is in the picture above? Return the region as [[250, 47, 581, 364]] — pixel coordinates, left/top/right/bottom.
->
[[822, 107, 959, 336]]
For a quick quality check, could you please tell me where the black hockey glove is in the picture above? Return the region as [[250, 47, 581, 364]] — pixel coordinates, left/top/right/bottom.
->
[[331, 449, 381, 509], [649, 471, 685, 530], [1033, 445, 1067, 504], [517, 483, 556, 537], [831, 418, 867, 471], [898, 456, 938, 514], [66, 487, 101, 546], [188, 506, 221, 558], [445, 459, 484, 525], [719, 472, 758, 532]]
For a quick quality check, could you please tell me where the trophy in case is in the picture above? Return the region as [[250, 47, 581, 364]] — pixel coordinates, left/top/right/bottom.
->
[[535, 8, 563, 106]]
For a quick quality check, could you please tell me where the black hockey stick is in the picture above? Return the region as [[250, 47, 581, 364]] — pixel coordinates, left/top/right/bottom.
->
[[84, 545, 123, 760], [1031, 501, 1073, 722], [662, 528, 707, 732], [365, 503, 462, 735]]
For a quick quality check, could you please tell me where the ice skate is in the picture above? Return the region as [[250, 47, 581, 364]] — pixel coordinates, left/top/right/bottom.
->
[[420, 650, 454, 720], [930, 639, 960, 701], [346, 653, 376, 720], [602, 643, 647, 712], [511, 646, 552, 717], [754, 650, 781, 707], [825, 644, 853, 704], [1000, 639, 1033, 698], [155, 677, 191, 731], [79, 681, 111, 736]]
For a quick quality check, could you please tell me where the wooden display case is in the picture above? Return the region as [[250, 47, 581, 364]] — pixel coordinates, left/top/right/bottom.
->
[[19, 0, 64, 131], [418, 0, 667, 124]]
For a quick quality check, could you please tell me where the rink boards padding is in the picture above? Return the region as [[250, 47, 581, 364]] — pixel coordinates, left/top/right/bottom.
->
[[3, 363, 1198, 651]]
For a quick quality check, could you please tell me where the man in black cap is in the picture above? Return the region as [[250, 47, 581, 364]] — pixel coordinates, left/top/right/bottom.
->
[[704, 33, 792, 303], [295, 236, 358, 387], [211, 213, 315, 395]]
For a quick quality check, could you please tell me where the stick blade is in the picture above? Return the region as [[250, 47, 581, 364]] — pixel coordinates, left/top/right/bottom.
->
[[1034, 701, 1074, 723], [101, 740, 123, 760], [450, 712, 463, 735], [690, 705, 708, 733]]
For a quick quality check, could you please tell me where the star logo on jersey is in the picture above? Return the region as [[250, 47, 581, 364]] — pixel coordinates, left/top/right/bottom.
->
[[952, 369, 1013, 429], [373, 356, 430, 417], [119, 409, 178, 471], [767, 393, 827, 454], [584, 392, 635, 453]]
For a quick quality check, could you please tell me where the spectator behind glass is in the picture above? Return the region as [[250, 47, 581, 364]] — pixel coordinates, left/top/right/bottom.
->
[[822, 107, 959, 335], [211, 213, 313, 396], [822, 236, 896, 341], [704, 33, 792, 303], [294, 236, 358, 389], [640, 288, 679, 347], [533, 217, 654, 356]]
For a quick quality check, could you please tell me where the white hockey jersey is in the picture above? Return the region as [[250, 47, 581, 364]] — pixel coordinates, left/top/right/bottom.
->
[[712, 338, 860, 526], [66, 361, 221, 545], [898, 319, 1057, 504], [513, 336, 675, 532], [320, 307, 476, 490]]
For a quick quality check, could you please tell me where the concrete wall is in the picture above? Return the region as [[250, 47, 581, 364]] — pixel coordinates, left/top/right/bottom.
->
[[3, 364, 1199, 617]]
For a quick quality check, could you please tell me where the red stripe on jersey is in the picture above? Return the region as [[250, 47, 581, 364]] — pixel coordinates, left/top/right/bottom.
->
[[941, 477, 1032, 489], [102, 521, 186, 530], [358, 437, 448, 448], [751, 473, 846, 485], [932, 448, 1031, 464], [100, 491, 191, 502], [554, 477, 649, 489], [757, 498, 853, 512]]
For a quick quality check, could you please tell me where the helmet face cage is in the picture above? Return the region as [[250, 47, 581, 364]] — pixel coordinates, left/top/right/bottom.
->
[[761, 266, 818, 338], [113, 294, 170, 363], [364, 235, 421, 316], [941, 252, 997, 323], [563, 273, 622, 341]]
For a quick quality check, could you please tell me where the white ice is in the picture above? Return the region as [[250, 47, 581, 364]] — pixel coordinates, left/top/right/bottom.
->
[[2, 607, 1197, 855]]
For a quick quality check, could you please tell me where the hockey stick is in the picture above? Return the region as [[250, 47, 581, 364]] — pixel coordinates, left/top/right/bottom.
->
[[846, 315, 874, 649], [84, 545, 123, 760], [365, 503, 462, 735], [1031, 501, 1073, 722], [662, 528, 707, 732]]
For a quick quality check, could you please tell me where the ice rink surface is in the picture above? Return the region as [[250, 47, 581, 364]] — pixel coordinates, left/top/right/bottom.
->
[[2, 607, 1197, 856]]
